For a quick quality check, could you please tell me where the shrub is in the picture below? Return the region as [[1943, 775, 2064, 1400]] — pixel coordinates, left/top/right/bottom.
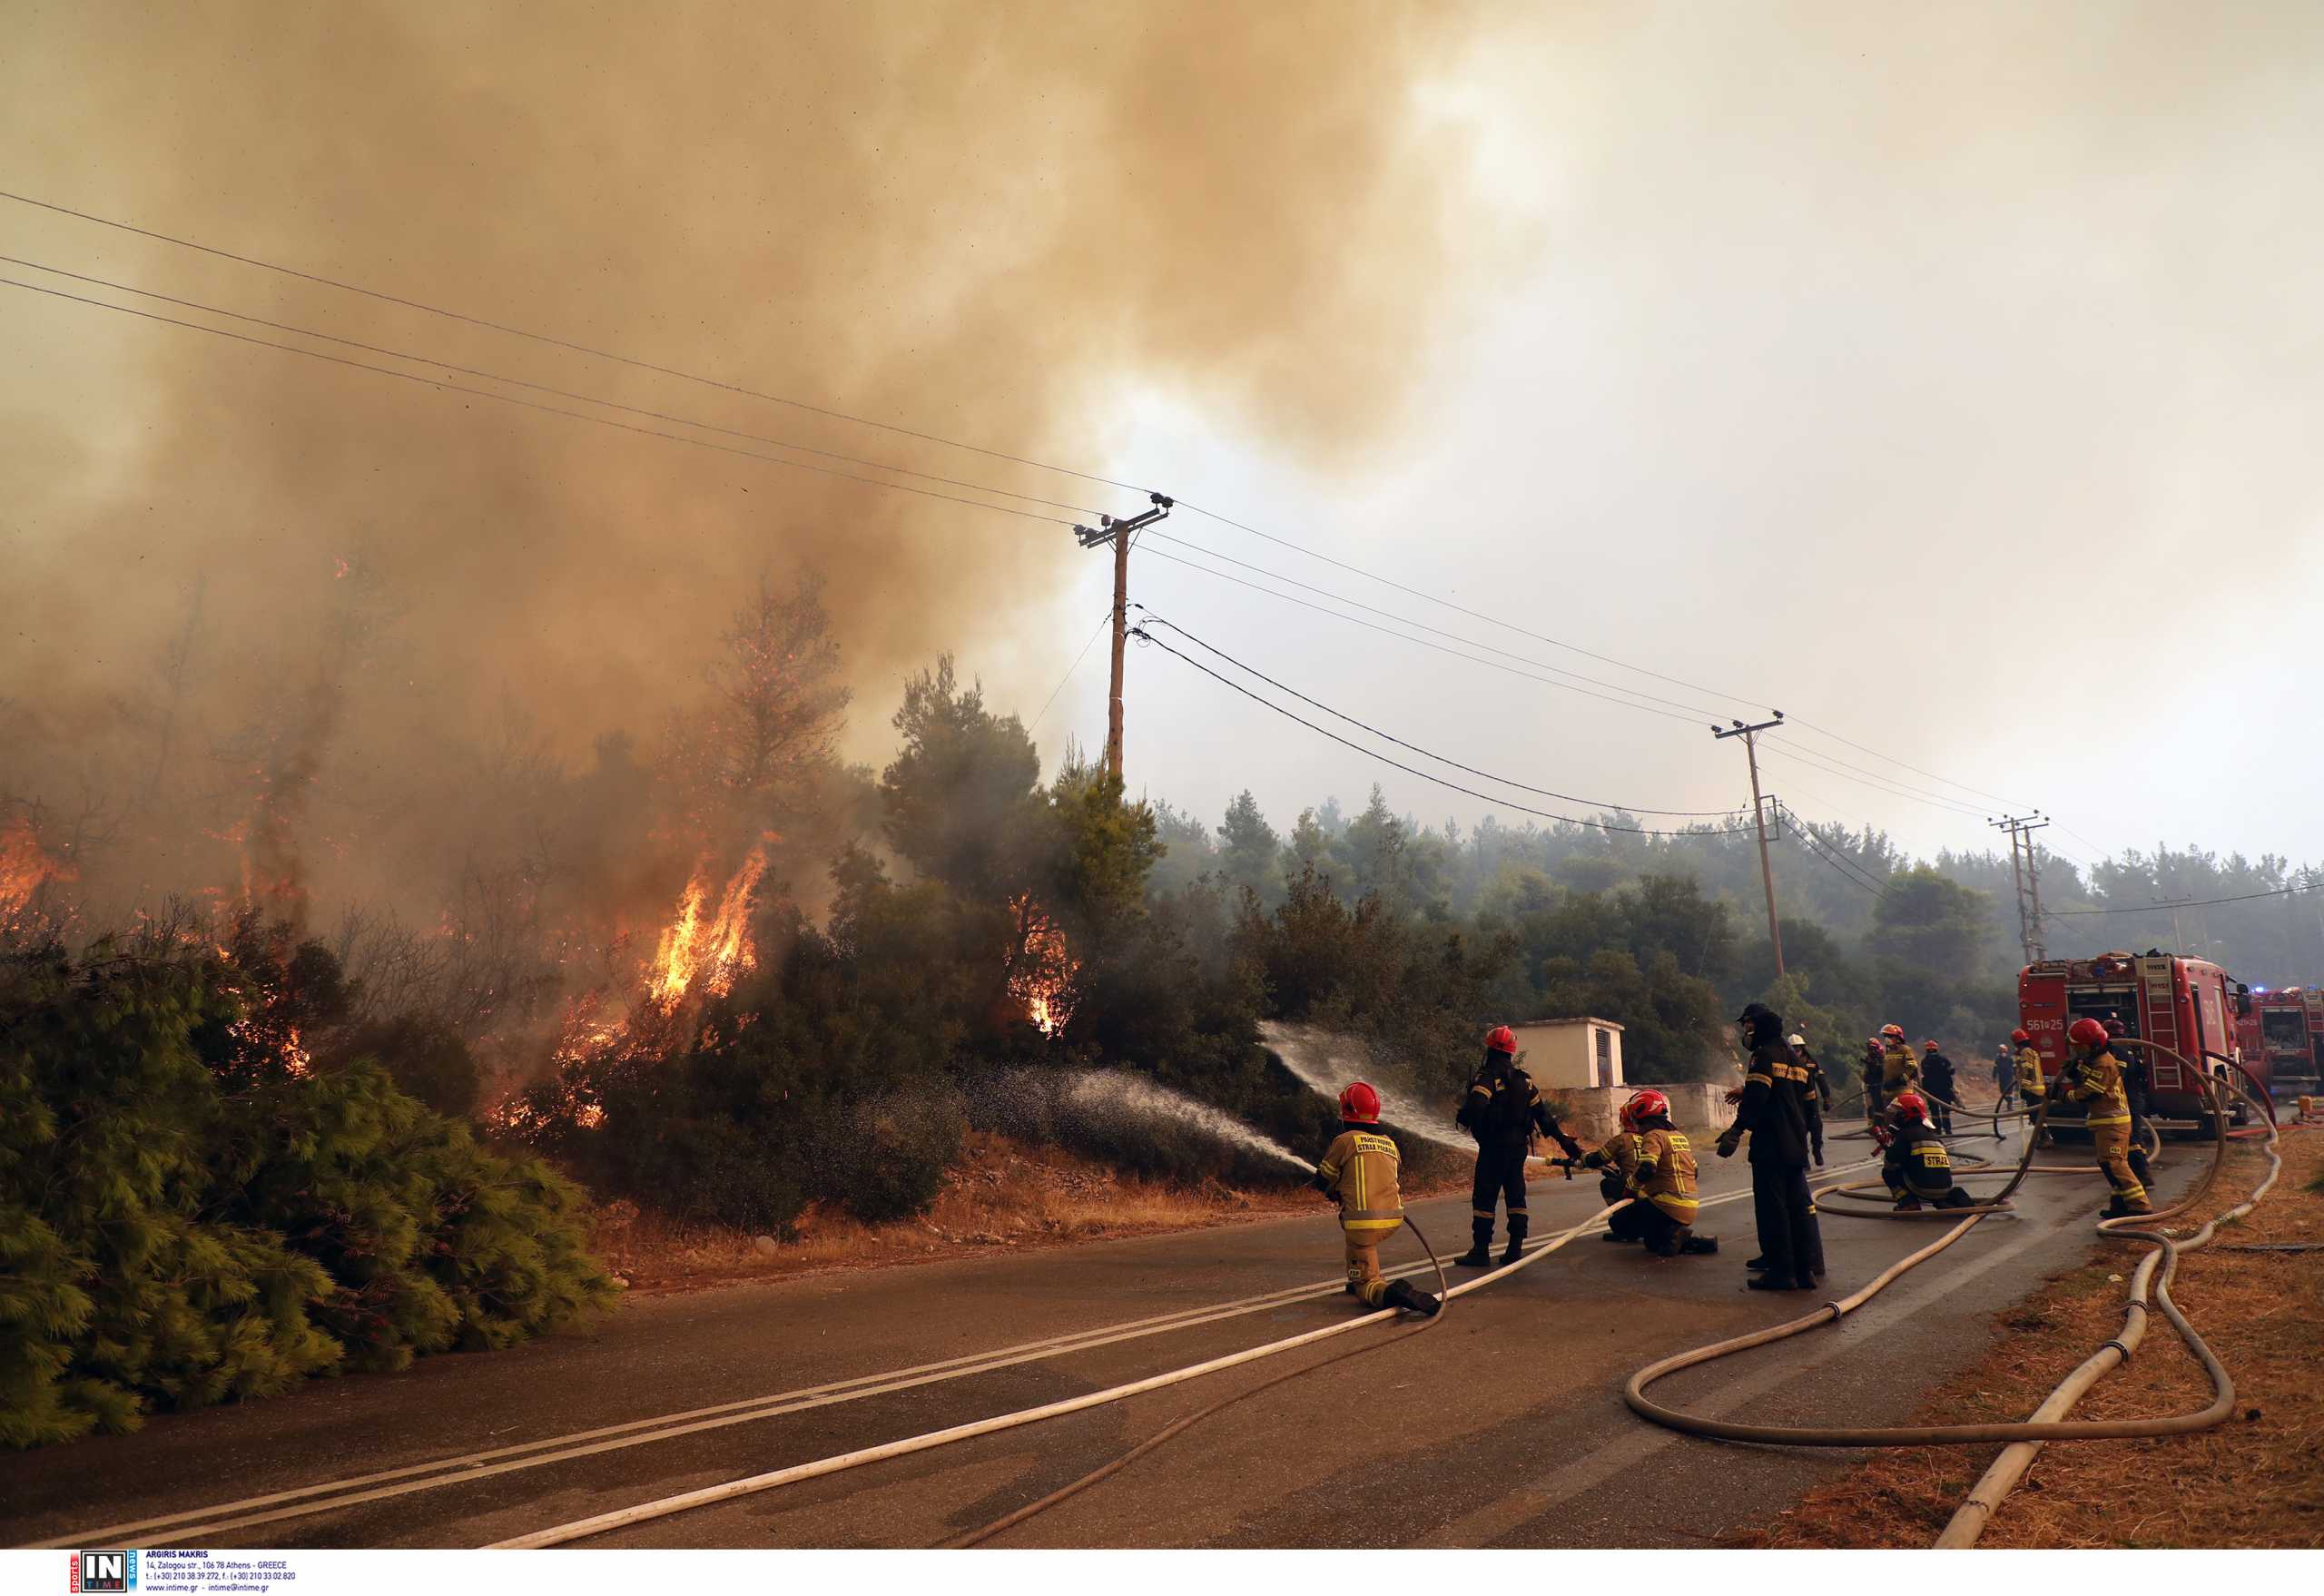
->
[[0, 938, 615, 1448]]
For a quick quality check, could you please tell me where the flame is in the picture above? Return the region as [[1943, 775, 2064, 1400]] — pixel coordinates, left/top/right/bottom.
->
[[0, 816, 75, 933], [646, 844, 769, 1010], [1006, 893, 1078, 1037]]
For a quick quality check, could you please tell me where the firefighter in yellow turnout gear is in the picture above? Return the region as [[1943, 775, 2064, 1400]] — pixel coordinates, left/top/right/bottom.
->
[[1876, 1023, 1919, 1122], [1581, 1089, 1718, 1257], [1313, 1082, 1441, 1315], [2012, 1028, 2053, 1147], [2057, 1019, 2153, 1217]]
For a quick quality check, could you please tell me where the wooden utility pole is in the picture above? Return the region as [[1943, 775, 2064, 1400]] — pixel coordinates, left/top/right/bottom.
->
[[1073, 493, 1172, 784], [1991, 813, 2051, 962], [1713, 713, 1787, 979]]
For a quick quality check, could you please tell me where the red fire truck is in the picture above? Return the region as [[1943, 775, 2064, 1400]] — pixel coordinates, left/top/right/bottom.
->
[[2017, 950, 2264, 1132], [2243, 987, 2324, 1097]]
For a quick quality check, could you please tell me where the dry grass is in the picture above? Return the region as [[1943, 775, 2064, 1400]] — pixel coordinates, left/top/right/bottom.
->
[[590, 1131, 1333, 1295], [1729, 1127, 2324, 1550]]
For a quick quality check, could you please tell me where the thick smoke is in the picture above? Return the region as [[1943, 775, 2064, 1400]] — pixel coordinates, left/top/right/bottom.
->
[[0, 3, 1505, 934]]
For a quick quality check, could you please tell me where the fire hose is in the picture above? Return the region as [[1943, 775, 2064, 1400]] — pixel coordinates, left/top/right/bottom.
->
[[493, 1183, 1701, 1548], [1622, 1040, 2286, 1548], [941, 1213, 1452, 1548]]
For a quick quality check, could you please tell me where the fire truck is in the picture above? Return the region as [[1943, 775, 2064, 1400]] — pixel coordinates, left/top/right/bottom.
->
[[2243, 986, 2324, 1098], [2017, 950, 2264, 1132]]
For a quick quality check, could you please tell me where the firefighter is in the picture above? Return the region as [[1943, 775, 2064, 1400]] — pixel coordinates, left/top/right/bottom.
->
[[1583, 1091, 1647, 1237], [1920, 1039, 1956, 1137], [2101, 1018, 2157, 1196], [2014, 1028, 2053, 1147], [1313, 1083, 1440, 1315], [1993, 1043, 2016, 1102], [1717, 1002, 1823, 1291], [1789, 1034, 1829, 1167], [1581, 1089, 1718, 1257], [1453, 1025, 1582, 1267], [1878, 1024, 1921, 1112], [2055, 1019, 2153, 1217], [1881, 1092, 1978, 1210], [1860, 1036, 1886, 1123]]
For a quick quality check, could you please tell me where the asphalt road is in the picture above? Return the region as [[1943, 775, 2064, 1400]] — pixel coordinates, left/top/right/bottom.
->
[[2, 1123, 2177, 1551]]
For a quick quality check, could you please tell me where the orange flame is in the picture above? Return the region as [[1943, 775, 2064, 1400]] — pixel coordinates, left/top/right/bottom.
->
[[1006, 893, 1078, 1037], [0, 817, 74, 932], [647, 843, 769, 1010]]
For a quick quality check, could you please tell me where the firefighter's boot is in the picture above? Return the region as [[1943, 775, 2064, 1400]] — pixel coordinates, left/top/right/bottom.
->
[[1453, 1217, 1493, 1269], [1384, 1277, 1441, 1317], [1500, 1215, 1527, 1266], [1680, 1233, 1718, 1255], [1745, 1255, 1769, 1270]]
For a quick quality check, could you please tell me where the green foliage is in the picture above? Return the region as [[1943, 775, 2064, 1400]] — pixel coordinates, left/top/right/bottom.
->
[[335, 1013, 480, 1118], [0, 938, 614, 1449], [1871, 867, 1993, 983]]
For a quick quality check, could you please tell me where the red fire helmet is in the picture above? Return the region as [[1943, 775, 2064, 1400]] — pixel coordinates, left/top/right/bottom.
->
[[1891, 1090, 1929, 1121], [1484, 1025, 1517, 1055], [1338, 1081, 1382, 1124], [1881, 1023, 1906, 1039], [2011, 1028, 2032, 1044], [2067, 1017, 2110, 1049], [1621, 1089, 1669, 1128]]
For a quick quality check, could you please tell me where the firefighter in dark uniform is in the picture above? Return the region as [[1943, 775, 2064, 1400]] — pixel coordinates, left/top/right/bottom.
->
[[1718, 1003, 1824, 1291], [2014, 1028, 2053, 1146], [1580, 1089, 1718, 1257], [1313, 1082, 1440, 1315], [1453, 1025, 1581, 1267], [1860, 1036, 1887, 1124], [2102, 1018, 2156, 1193], [1920, 1039, 1957, 1137], [1993, 1042, 2015, 1101], [1789, 1034, 1830, 1166], [2058, 1018, 2153, 1216], [1881, 1091, 1977, 1210]]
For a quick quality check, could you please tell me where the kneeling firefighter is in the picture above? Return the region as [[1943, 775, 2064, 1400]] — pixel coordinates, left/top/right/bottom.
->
[[1718, 1003, 1826, 1292], [1313, 1083, 1440, 1315], [1881, 1092, 1977, 1211], [2056, 1019, 2153, 1217], [1455, 1025, 1583, 1267], [1581, 1089, 1717, 1256]]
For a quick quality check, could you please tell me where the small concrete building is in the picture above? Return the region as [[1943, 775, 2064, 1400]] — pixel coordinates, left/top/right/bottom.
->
[[1509, 1017, 1625, 1089]]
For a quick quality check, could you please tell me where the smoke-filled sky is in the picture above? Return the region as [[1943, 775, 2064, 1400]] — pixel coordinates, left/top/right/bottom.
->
[[5, 1, 2319, 918]]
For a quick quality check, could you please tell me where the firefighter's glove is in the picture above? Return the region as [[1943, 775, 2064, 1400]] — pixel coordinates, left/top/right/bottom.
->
[[1715, 1133, 1740, 1159], [1558, 1135, 1583, 1160], [1578, 1149, 1605, 1170]]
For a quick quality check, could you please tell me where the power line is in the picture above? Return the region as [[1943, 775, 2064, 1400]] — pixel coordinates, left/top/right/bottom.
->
[[2051, 881, 2319, 916], [0, 276, 1078, 527], [1029, 608, 1114, 734], [1137, 545, 1709, 727], [1133, 612, 1745, 818], [1174, 499, 2038, 813], [1753, 743, 1994, 822], [1128, 626, 1759, 839], [1777, 802, 1896, 901], [0, 186, 1152, 498], [1, 252, 1118, 519], [1142, 532, 1727, 721]]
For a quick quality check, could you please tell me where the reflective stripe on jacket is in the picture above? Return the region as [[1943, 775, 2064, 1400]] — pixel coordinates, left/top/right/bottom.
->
[[1631, 1126, 1699, 1220], [1318, 1128, 1404, 1230], [1881, 1044, 1921, 1092], [2063, 1049, 2132, 1127], [2015, 1046, 2044, 1094], [1883, 1128, 1957, 1200]]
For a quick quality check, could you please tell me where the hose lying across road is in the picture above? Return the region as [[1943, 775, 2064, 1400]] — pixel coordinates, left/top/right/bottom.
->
[[941, 1216, 1452, 1548], [1623, 1041, 2287, 1549]]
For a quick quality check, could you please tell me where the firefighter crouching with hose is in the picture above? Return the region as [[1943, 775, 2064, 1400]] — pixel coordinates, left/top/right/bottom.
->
[[1880, 1091, 1977, 1211], [1313, 1083, 1441, 1316], [1454, 1025, 1583, 1267], [1580, 1089, 1718, 1257], [2053, 1018, 2153, 1217]]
